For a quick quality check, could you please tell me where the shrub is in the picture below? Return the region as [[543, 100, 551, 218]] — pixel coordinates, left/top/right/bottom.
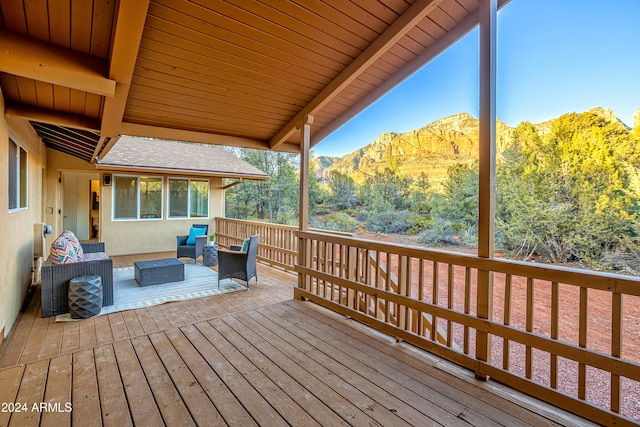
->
[[418, 220, 458, 246], [320, 212, 359, 233], [365, 210, 414, 234]]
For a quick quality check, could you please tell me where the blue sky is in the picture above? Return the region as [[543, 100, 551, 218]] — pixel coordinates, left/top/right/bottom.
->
[[314, 0, 640, 157]]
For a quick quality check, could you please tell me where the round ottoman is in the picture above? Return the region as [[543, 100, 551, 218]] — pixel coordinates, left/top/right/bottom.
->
[[68, 275, 103, 319]]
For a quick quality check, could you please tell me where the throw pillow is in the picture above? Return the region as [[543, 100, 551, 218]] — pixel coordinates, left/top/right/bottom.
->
[[50, 236, 79, 264], [61, 230, 84, 259], [186, 226, 207, 245], [241, 237, 250, 252]]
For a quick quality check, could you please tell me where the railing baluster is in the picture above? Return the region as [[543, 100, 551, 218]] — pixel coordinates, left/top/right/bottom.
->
[[503, 274, 512, 370], [398, 255, 408, 330], [447, 264, 454, 349], [551, 281, 559, 389], [526, 277, 534, 379], [578, 287, 588, 400], [611, 291, 622, 413], [418, 259, 425, 336], [431, 260, 439, 343], [464, 267, 471, 355], [385, 252, 391, 324]]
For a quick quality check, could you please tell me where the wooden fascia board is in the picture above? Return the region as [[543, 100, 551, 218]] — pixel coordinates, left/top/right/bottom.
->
[[4, 102, 100, 131], [95, 165, 268, 181], [0, 29, 115, 97], [120, 122, 300, 154], [312, 0, 512, 146], [269, 0, 443, 149], [100, 1, 151, 137]]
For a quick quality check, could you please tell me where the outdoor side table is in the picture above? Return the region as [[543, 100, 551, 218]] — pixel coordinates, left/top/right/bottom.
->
[[68, 275, 103, 319], [203, 244, 219, 267]]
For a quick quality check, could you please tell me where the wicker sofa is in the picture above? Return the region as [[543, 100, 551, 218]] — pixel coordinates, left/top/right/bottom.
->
[[41, 239, 114, 318]]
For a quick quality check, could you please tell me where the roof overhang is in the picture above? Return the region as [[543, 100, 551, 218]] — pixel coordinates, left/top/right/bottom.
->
[[0, 0, 509, 162]]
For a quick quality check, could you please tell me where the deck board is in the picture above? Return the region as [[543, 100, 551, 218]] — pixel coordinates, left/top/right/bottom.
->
[[148, 331, 225, 425], [95, 345, 132, 426], [71, 349, 101, 427], [163, 327, 259, 427], [131, 335, 196, 426], [111, 339, 164, 426], [0, 254, 598, 427], [9, 359, 49, 427], [40, 353, 72, 426], [0, 365, 25, 427]]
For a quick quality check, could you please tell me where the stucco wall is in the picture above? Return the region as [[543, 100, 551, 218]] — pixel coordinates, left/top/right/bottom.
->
[[0, 96, 46, 338], [44, 152, 226, 256], [100, 175, 225, 256], [43, 149, 97, 244]]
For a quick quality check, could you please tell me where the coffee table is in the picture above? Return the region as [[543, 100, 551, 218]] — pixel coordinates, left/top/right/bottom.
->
[[134, 258, 184, 286]]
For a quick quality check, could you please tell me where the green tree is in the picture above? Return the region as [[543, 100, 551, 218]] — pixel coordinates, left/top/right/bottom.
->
[[225, 149, 299, 224], [497, 112, 640, 264], [357, 168, 411, 211], [328, 171, 356, 209]]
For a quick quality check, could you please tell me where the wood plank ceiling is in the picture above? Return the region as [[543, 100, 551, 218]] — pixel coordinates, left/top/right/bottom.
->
[[0, 0, 491, 162]]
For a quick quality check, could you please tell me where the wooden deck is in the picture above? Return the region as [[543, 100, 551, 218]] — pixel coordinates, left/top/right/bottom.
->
[[0, 253, 596, 426]]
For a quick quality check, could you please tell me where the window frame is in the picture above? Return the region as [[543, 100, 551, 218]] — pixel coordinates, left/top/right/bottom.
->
[[8, 135, 28, 213], [167, 177, 210, 219], [112, 174, 164, 221]]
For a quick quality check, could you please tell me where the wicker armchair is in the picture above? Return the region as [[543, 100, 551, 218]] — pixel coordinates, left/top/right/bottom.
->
[[217, 234, 259, 288], [176, 224, 209, 263], [41, 242, 113, 318]]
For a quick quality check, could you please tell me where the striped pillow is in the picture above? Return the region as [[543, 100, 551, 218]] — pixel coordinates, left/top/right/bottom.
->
[[49, 236, 79, 264], [61, 230, 84, 259]]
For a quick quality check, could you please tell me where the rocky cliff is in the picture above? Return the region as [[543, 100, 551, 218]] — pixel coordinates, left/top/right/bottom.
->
[[324, 112, 512, 185], [318, 108, 632, 186]]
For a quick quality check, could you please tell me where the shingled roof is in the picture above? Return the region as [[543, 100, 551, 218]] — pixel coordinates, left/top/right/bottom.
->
[[96, 136, 268, 180]]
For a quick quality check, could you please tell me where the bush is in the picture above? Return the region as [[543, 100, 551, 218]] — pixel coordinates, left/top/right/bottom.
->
[[407, 214, 429, 235], [320, 212, 359, 233], [418, 220, 459, 246], [365, 210, 414, 234]]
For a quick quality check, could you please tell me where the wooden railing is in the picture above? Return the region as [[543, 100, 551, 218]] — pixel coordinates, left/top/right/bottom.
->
[[294, 230, 640, 427], [214, 217, 351, 273]]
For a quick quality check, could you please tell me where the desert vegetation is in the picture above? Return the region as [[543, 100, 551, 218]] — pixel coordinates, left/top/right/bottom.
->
[[226, 109, 640, 275]]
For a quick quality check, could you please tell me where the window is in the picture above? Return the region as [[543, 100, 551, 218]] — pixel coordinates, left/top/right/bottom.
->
[[113, 175, 163, 220], [8, 137, 27, 211], [168, 178, 209, 218]]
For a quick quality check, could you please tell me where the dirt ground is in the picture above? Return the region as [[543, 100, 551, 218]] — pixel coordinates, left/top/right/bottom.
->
[[353, 231, 640, 421]]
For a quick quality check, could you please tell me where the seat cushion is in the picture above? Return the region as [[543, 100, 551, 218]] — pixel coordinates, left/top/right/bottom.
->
[[186, 226, 207, 245], [241, 237, 250, 252], [82, 252, 109, 261]]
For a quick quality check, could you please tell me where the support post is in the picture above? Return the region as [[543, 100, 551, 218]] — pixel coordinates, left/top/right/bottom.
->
[[298, 115, 313, 232], [297, 115, 313, 296], [476, 0, 497, 380]]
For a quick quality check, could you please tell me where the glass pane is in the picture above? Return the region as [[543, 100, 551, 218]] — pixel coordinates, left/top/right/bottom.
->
[[8, 140, 17, 209], [169, 179, 188, 217], [19, 147, 27, 208], [114, 176, 138, 219], [190, 180, 209, 218], [140, 177, 162, 219]]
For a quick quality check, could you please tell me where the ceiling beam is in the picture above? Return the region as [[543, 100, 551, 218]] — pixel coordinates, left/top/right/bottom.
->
[[4, 103, 101, 131], [0, 29, 115, 97], [120, 122, 301, 154], [269, 0, 443, 149], [100, 0, 151, 138], [312, 0, 512, 146]]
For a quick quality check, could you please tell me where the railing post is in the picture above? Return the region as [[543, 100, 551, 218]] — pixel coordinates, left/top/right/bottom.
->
[[476, 0, 497, 379], [297, 116, 313, 298]]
